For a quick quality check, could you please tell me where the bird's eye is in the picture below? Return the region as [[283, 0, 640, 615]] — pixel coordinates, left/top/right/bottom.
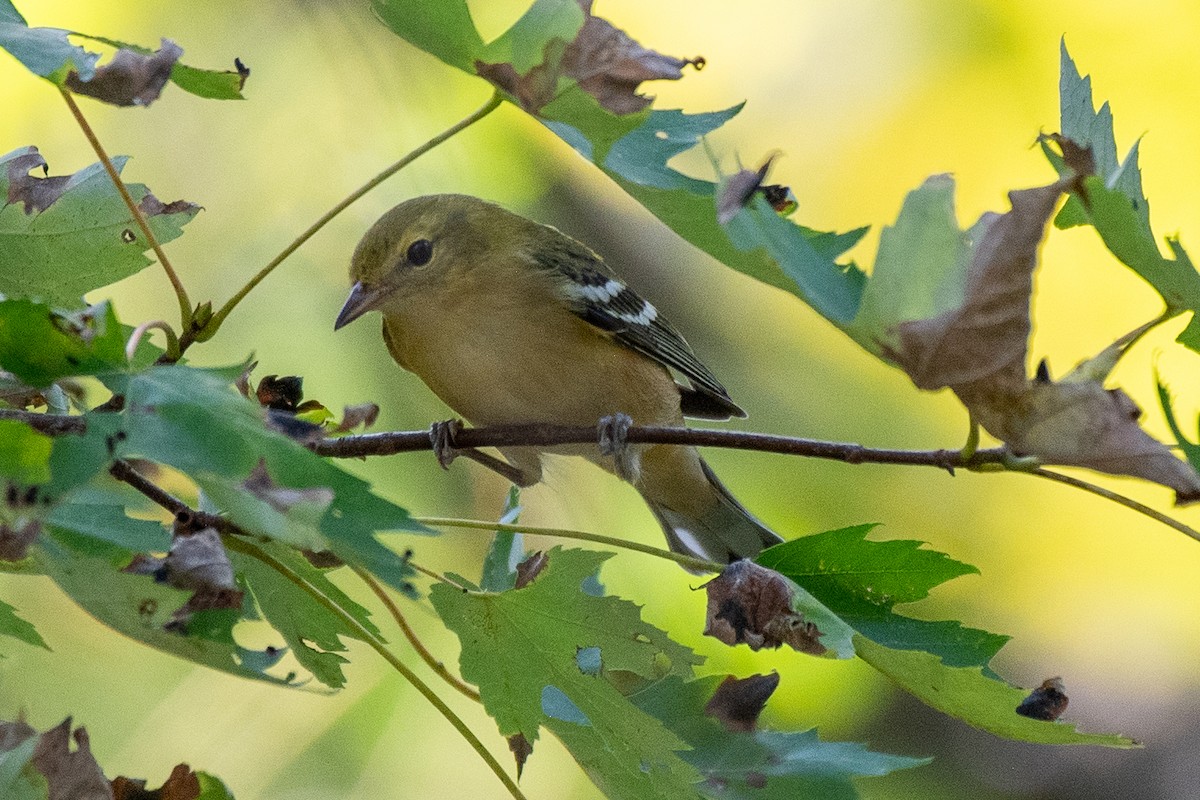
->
[[406, 239, 433, 267]]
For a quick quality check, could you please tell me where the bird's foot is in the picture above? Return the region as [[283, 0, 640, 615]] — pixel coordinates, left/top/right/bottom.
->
[[429, 419, 465, 470], [598, 413, 639, 482], [429, 419, 538, 487]]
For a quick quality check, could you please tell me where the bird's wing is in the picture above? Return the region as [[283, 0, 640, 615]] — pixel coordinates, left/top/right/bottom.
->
[[534, 238, 746, 420]]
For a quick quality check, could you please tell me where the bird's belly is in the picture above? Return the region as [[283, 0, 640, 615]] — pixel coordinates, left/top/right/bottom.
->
[[385, 313, 682, 429]]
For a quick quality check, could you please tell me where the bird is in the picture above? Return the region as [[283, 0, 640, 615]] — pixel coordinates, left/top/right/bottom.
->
[[334, 194, 782, 563]]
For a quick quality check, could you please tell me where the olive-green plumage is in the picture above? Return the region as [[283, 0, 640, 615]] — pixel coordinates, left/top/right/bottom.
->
[[336, 194, 781, 563]]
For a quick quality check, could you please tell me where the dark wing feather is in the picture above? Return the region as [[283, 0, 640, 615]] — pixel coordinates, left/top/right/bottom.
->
[[532, 236, 746, 420]]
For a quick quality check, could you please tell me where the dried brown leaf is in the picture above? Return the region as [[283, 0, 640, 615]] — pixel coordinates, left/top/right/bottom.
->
[[333, 402, 379, 433], [0, 519, 41, 562], [124, 525, 242, 628], [6, 147, 71, 214], [65, 40, 182, 107], [1015, 677, 1069, 721], [888, 179, 1200, 499], [703, 672, 780, 732], [508, 733, 533, 780], [703, 560, 826, 655], [514, 551, 549, 589], [255, 375, 303, 411], [32, 719, 113, 800], [475, 0, 701, 115], [243, 459, 334, 516]]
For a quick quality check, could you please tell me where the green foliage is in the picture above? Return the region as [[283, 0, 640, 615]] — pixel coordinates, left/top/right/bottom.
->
[[632, 675, 928, 799], [431, 547, 704, 799], [0, 300, 127, 387], [1, 1, 1193, 797], [0, 148, 198, 307], [1045, 41, 1200, 350], [854, 637, 1136, 747], [0, 596, 47, 653], [757, 525, 1009, 671]]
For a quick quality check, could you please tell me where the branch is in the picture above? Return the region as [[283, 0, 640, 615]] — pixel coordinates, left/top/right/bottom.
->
[[313, 422, 1009, 472]]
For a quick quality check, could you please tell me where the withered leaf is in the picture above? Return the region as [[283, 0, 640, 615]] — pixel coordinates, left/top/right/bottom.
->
[[6, 147, 71, 214], [65, 39, 182, 107], [332, 402, 379, 433], [703, 672, 780, 732], [508, 733, 533, 780], [888, 179, 1200, 501], [475, 0, 702, 115], [125, 526, 242, 627], [243, 459, 334, 517], [256, 374, 304, 411], [514, 550, 549, 589], [716, 154, 793, 225], [31, 719, 112, 800], [703, 560, 826, 655], [1016, 677, 1069, 721], [0, 520, 41, 562]]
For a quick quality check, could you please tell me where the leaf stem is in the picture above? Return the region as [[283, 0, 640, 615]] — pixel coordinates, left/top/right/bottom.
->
[[59, 88, 192, 328], [349, 565, 482, 702], [1029, 467, 1200, 543], [416, 516, 723, 573], [190, 91, 505, 350]]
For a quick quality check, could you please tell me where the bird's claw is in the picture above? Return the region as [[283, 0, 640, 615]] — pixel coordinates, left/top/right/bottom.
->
[[430, 419, 465, 471], [598, 413, 638, 482]]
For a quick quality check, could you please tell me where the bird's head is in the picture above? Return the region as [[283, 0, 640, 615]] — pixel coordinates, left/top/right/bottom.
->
[[335, 194, 528, 330]]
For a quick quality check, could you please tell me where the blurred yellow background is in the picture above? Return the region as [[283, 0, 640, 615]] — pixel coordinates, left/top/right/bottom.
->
[[2, 1, 1200, 798]]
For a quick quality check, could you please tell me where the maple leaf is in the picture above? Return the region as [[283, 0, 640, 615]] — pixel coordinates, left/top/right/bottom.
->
[[474, 0, 702, 115], [885, 179, 1200, 501]]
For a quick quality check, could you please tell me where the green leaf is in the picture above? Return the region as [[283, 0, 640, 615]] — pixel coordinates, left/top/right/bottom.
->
[[46, 501, 170, 552], [431, 547, 704, 800], [632, 675, 927, 799], [196, 773, 237, 800], [0, 596, 48, 652], [0, 735, 47, 800], [0, 147, 199, 307], [1156, 377, 1200, 472], [33, 526, 289, 684], [0, 420, 52, 484], [756, 525, 1008, 671], [118, 365, 424, 594], [854, 636, 1136, 747], [0, 300, 127, 387], [1049, 42, 1200, 350], [230, 540, 381, 689], [0, 0, 97, 81], [371, 0, 483, 72], [479, 486, 523, 592], [847, 176, 975, 354], [476, 0, 583, 74]]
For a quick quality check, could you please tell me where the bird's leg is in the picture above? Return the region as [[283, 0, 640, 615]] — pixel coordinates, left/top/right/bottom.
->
[[598, 413, 639, 483], [429, 419, 539, 487]]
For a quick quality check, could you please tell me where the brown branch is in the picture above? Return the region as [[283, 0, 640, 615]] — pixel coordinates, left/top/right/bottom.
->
[[0, 408, 85, 436], [313, 423, 1008, 472]]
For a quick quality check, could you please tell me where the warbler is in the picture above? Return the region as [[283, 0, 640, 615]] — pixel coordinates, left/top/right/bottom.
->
[[335, 194, 782, 563]]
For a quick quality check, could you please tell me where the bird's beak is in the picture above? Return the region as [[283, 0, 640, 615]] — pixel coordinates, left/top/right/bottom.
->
[[335, 281, 388, 330]]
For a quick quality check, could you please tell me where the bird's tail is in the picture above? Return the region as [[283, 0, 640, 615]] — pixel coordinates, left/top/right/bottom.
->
[[640, 457, 782, 564]]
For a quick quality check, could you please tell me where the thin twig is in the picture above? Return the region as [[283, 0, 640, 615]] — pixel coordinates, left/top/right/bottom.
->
[[60, 89, 192, 327], [417, 516, 722, 573], [0, 409, 85, 435], [1030, 467, 1200, 543], [350, 565, 482, 702], [188, 91, 505, 352]]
